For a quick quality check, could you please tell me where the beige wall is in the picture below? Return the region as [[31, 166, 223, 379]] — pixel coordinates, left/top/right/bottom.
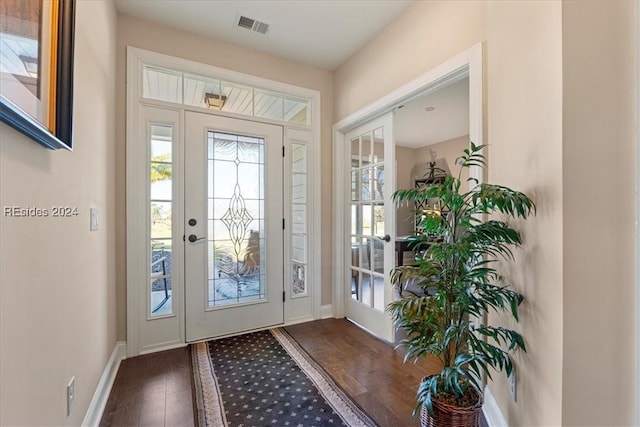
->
[[334, 0, 486, 122], [413, 135, 470, 183], [115, 15, 335, 338], [396, 136, 470, 236], [396, 145, 416, 237], [561, 1, 636, 425], [486, 2, 564, 425], [0, 1, 118, 425], [336, 1, 637, 425]]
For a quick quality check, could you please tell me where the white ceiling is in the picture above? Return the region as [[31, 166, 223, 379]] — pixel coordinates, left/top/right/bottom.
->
[[395, 78, 469, 148], [115, 0, 413, 70]]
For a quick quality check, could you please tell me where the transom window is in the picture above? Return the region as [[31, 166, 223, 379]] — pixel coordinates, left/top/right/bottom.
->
[[142, 65, 311, 125]]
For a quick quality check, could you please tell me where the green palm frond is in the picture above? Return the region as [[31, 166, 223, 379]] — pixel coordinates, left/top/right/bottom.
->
[[388, 143, 534, 415]]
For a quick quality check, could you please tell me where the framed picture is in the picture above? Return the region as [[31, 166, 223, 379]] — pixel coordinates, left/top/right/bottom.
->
[[0, 0, 75, 150]]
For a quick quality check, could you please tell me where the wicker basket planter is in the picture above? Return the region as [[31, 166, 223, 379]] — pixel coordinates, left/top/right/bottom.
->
[[419, 390, 483, 427]]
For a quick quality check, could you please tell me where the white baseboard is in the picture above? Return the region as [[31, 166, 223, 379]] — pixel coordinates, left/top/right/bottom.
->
[[139, 341, 187, 355], [82, 341, 126, 427], [285, 315, 315, 326], [483, 386, 508, 427], [321, 304, 333, 319]]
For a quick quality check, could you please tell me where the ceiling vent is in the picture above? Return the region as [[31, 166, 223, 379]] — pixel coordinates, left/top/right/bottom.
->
[[236, 15, 270, 35]]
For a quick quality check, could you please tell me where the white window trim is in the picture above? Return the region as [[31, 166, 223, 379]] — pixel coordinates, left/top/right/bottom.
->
[[126, 47, 322, 357]]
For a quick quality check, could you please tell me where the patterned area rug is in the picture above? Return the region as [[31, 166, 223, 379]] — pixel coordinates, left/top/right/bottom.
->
[[192, 328, 378, 427]]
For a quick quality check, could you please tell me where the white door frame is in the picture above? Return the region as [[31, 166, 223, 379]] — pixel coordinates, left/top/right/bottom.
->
[[126, 47, 322, 357], [635, 2, 640, 422], [332, 43, 484, 321]]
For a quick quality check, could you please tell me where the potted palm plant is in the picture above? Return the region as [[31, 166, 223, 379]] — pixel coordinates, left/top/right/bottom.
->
[[387, 143, 535, 427]]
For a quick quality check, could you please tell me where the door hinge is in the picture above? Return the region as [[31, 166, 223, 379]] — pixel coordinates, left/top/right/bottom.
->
[[283, 291, 286, 302], [282, 146, 285, 157], [182, 234, 185, 242], [282, 218, 285, 229]]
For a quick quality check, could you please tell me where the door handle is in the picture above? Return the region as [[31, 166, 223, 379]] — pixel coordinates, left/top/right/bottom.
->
[[375, 234, 391, 243], [188, 234, 205, 243]]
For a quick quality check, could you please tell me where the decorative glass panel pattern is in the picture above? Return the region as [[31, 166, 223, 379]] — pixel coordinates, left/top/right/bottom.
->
[[291, 143, 307, 296], [149, 124, 174, 316], [208, 132, 265, 307]]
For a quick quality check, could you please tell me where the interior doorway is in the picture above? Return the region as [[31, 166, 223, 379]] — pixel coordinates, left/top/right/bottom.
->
[[394, 77, 470, 264], [332, 43, 483, 343]]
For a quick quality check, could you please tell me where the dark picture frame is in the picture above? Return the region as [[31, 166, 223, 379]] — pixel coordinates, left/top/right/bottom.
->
[[0, 0, 76, 150]]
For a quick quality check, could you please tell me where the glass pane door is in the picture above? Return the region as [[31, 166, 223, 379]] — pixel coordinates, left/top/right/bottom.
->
[[185, 112, 284, 342], [345, 112, 395, 342], [350, 128, 386, 310]]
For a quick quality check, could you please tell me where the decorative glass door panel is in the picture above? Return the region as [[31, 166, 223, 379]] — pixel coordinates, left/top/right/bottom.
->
[[345, 113, 395, 342], [185, 112, 284, 342], [208, 132, 266, 307]]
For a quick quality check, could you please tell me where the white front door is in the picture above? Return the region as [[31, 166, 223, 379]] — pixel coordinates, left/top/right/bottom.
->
[[344, 113, 395, 342], [185, 112, 284, 342]]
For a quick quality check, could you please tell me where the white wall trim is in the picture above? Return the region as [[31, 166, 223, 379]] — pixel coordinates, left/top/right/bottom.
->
[[284, 315, 315, 326], [332, 123, 346, 318], [321, 304, 334, 319], [139, 341, 187, 356], [332, 42, 484, 324], [81, 342, 126, 427], [482, 386, 508, 427], [333, 43, 482, 132], [126, 48, 142, 358], [635, 1, 640, 424], [310, 89, 322, 321]]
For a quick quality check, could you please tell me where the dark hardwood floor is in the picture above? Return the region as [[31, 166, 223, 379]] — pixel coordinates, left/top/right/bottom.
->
[[285, 319, 442, 427], [100, 318, 471, 427], [99, 346, 195, 427]]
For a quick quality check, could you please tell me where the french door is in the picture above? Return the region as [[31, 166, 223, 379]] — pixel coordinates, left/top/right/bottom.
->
[[185, 112, 284, 342], [344, 113, 395, 342]]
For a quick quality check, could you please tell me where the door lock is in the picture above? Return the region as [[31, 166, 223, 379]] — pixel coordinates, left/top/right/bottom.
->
[[188, 234, 205, 243], [188, 218, 197, 226]]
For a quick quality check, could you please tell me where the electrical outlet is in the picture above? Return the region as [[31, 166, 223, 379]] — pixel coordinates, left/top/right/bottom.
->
[[67, 377, 75, 416], [90, 208, 99, 231], [508, 369, 517, 401]]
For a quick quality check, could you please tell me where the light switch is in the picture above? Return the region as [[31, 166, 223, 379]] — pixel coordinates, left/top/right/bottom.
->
[[90, 208, 98, 231]]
